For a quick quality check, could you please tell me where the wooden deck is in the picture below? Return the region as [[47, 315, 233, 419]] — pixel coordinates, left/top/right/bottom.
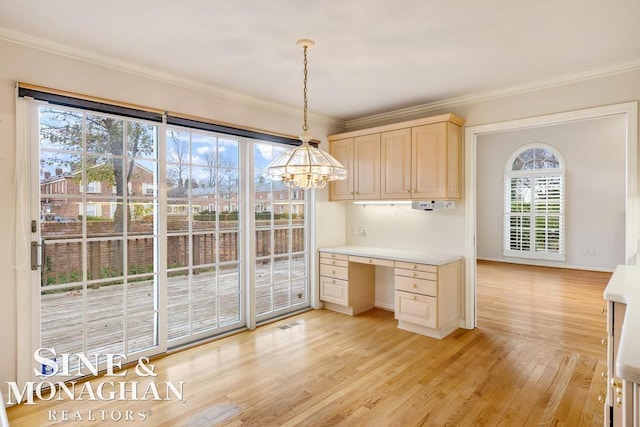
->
[[40, 257, 306, 361]]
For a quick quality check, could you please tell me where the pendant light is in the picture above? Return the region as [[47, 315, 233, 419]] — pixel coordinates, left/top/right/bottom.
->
[[264, 39, 347, 189]]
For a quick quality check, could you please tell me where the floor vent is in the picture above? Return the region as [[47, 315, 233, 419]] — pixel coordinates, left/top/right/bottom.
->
[[278, 321, 300, 330]]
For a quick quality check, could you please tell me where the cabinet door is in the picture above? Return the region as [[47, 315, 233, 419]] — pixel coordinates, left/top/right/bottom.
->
[[354, 134, 381, 200], [381, 128, 411, 199], [320, 276, 349, 306], [411, 123, 448, 199], [446, 123, 463, 199], [329, 138, 354, 200], [394, 291, 437, 328]]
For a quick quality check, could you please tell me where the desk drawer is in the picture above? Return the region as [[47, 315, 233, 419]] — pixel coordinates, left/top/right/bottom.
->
[[395, 268, 437, 281], [320, 252, 349, 262], [320, 258, 349, 268], [395, 275, 437, 297], [320, 276, 348, 306], [320, 263, 349, 280], [395, 261, 437, 273], [395, 291, 437, 328], [349, 255, 394, 267]]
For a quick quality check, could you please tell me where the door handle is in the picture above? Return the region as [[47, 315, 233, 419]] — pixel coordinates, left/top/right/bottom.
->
[[31, 240, 43, 271]]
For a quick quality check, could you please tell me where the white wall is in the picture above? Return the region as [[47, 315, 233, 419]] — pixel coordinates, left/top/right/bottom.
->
[[0, 39, 345, 391], [476, 116, 626, 270]]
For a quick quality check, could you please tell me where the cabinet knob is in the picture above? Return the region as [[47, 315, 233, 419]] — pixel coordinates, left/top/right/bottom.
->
[[368, 259, 372, 263], [411, 272, 417, 277], [601, 307, 607, 314], [601, 338, 607, 347], [412, 189, 416, 193], [332, 280, 336, 284], [616, 396, 622, 407], [411, 265, 416, 269], [601, 371, 607, 381], [597, 394, 604, 404], [405, 189, 410, 193], [412, 296, 417, 300], [611, 378, 622, 388], [412, 284, 417, 288]]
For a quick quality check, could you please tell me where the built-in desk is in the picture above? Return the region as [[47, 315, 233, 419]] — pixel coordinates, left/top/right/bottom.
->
[[319, 246, 463, 339]]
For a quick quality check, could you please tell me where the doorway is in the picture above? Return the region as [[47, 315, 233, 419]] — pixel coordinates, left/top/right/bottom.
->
[[464, 102, 639, 328]]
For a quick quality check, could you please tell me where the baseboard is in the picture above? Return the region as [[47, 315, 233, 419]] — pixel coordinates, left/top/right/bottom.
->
[[375, 302, 394, 311], [476, 256, 615, 273]]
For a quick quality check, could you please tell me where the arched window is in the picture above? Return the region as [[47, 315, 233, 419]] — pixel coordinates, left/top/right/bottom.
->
[[504, 144, 565, 261]]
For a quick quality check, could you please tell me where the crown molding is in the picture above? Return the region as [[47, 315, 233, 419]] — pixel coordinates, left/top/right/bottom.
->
[[0, 27, 345, 129], [346, 59, 640, 130]]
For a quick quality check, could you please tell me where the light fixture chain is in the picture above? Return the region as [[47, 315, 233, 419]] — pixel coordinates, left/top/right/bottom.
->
[[302, 45, 309, 132]]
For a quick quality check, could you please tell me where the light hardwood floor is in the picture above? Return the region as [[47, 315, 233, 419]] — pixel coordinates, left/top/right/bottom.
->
[[6, 261, 611, 426]]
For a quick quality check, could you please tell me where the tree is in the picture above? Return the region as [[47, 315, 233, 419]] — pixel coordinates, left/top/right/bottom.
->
[[167, 130, 189, 198], [40, 107, 156, 275]]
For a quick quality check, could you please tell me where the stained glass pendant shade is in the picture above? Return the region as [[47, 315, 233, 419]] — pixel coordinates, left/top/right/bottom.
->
[[265, 39, 347, 189]]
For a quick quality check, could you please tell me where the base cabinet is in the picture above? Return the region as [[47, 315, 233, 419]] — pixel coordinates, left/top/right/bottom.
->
[[319, 252, 375, 316], [394, 260, 461, 339], [605, 300, 637, 426]]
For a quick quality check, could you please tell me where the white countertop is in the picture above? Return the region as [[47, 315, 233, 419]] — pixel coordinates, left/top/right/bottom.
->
[[604, 265, 640, 383], [319, 245, 462, 266]]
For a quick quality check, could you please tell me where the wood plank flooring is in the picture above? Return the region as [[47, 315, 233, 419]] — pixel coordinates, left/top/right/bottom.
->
[[6, 260, 611, 426]]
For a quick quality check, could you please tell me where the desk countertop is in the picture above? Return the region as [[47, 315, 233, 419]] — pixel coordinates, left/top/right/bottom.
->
[[319, 245, 462, 266], [604, 265, 640, 383]]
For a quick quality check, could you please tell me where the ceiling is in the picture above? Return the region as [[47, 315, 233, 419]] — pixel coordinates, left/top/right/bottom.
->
[[1, 0, 639, 122]]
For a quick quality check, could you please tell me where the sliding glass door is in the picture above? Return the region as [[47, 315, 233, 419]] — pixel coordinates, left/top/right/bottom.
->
[[27, 97, 311, 380], [37, 104, 161, 375], [253, 142, 309, 322], [165, 128, 244, 347]]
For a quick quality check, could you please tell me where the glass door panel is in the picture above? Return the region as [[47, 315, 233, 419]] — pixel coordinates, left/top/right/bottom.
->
[[37, 105, 160, 377], [165, 128, 244, 347], [253, 142, 310, 322]]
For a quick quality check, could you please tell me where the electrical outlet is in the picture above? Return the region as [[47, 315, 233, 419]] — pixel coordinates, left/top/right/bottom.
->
[[359, 227, 367, 236]]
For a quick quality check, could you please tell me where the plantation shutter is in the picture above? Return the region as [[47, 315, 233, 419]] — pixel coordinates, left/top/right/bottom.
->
[[504, 176, 531, 252], [533, 175, 563, 254]]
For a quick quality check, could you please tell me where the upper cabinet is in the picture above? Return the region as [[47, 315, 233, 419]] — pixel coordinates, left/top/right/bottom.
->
[[329, 113, 465, 201], [330, 134, 381, 201]]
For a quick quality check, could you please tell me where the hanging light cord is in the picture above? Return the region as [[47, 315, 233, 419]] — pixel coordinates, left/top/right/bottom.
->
[[302, 45, 309, 133]]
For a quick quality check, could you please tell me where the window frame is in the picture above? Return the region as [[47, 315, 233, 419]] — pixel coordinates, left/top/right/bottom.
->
[[503, 143, 566, 261]]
